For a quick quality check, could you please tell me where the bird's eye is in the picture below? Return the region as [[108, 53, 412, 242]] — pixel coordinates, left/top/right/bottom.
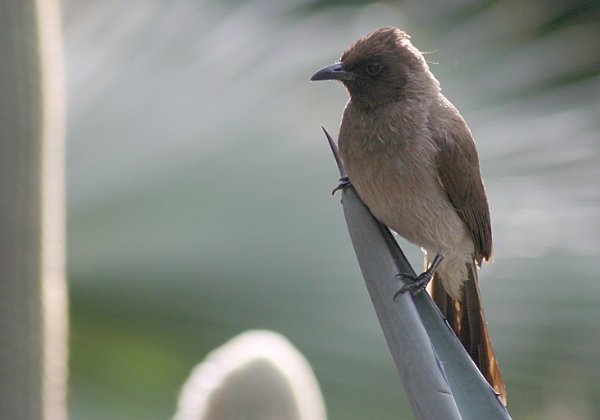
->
[[365, 62, 381, 75]]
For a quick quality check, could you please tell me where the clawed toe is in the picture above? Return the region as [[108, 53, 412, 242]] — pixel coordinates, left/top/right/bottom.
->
[[393, 272, 431, 299], [393, 254, 444, 300], [332, 176, 352, 195]]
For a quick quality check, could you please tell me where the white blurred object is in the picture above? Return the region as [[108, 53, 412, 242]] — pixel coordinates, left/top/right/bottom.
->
[[173, 330, 327, 420]]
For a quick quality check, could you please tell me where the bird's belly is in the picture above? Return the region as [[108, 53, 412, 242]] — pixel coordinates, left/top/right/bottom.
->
[[348, 164, 469, 256]]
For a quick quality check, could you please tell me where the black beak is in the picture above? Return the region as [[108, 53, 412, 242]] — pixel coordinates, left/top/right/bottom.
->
[[311, 62, 355, 81]]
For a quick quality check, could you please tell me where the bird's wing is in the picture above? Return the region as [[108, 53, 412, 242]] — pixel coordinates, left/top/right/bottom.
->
[[432, 112, 492, 264], [429, 109, 503, 401]]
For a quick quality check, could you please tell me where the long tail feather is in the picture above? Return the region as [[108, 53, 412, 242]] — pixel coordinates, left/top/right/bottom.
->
[[429, 259, 507, 405]]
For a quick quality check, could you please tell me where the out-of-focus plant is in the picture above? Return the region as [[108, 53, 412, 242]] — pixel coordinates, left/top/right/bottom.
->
[[0, 0, 66, 419], [173, 330, 326, 420]]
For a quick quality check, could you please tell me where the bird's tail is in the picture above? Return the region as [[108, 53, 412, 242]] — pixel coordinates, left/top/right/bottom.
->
[[428, 259, 507, 405]]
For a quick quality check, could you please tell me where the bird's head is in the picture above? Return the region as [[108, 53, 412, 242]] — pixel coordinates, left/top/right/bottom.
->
[[311, 27, 436, 109]]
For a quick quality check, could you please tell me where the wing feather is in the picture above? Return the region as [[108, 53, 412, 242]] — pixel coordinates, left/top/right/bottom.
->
[[433, 112, 492, 264]]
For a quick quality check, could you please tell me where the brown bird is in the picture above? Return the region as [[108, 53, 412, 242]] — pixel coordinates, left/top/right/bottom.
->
[[311, 27, 506, 404]]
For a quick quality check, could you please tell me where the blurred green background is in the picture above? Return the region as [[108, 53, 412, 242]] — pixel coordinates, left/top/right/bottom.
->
[[64, 0, 600, 419]]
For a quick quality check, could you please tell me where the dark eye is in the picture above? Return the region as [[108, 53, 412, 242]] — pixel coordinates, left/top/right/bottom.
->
[[365, 62, 381, 75]]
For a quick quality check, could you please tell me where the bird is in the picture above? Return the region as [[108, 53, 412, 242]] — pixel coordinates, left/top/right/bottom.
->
[[311, 26, 506, 404]]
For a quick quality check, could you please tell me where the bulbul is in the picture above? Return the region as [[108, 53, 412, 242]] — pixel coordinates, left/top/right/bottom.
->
[[311, 27, 506, 403]]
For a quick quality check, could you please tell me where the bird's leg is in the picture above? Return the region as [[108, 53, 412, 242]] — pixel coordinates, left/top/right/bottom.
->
[[332, 176, 352, 195], [394, 253, 444, 298]]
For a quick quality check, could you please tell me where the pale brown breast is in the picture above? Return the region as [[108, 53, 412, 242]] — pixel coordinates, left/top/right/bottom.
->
[[338, 100, 471, 256]]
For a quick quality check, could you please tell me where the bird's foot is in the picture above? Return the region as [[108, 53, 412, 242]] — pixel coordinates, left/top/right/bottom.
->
[[394, 254, 444, 299], [332, 176, 352, 195], [395, 271, 433, 297]]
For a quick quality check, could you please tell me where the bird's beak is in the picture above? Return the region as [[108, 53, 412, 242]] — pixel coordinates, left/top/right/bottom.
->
[[310, 62, 355, 81]]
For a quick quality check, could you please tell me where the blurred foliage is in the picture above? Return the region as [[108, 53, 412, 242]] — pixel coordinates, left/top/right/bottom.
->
[[64, 0, 600, 419]]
